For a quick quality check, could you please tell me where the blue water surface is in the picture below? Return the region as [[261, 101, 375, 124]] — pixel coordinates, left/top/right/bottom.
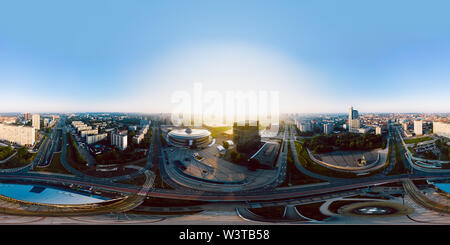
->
[[434, 183, 450, 194], [0, 183, 108, 205]]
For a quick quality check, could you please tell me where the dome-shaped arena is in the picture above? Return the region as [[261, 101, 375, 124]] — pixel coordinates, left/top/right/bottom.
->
[[168, 128, 211, 148]]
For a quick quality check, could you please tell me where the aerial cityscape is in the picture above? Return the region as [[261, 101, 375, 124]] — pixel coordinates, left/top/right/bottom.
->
[[0, 0, 450, 232]]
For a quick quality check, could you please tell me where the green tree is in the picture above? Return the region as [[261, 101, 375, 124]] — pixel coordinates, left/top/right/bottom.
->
[[222, 141, 230, 150]]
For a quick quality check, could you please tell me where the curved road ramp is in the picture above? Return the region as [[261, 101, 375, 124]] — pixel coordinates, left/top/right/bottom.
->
[[403, 179, 450, 214], [0, 171, 154, 216], [0, 193, 145, 217]]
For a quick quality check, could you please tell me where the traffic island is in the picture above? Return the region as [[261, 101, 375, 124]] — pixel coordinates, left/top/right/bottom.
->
[[338, 201, 413, 218]]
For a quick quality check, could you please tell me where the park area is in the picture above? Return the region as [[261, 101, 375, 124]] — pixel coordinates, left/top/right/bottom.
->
[[404, 136, 433, 145], [0, 145, 15, 161]]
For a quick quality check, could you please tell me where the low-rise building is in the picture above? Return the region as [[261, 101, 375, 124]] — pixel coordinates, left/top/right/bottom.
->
[[80, 129, 98, 138], [86, 133, 108, 145], [133, 125, 150, 144], [0, 116, 17, 124]]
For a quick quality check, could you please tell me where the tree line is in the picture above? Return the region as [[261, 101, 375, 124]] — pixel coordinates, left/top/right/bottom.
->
[[305, 133, 386, 153]]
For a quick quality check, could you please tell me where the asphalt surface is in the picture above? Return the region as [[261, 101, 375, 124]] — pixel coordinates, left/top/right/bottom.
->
[[0, 120, 449, 206]]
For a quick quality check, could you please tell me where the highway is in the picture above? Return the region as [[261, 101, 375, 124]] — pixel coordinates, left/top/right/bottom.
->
[[0, 119, 449, 214]]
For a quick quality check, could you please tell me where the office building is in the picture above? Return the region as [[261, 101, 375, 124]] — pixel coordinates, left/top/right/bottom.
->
[[348, 106, 360, 132], [0, 123, 35, 146], [233, 120, 261, 152], [295, 120, 312, 132], [324, 123, 334, 134], [24, 113, 31, 121], [414, 120, 423, 136]]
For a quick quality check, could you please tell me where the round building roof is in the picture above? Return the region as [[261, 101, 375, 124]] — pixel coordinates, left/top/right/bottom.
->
[[168, 128, 211, 139]]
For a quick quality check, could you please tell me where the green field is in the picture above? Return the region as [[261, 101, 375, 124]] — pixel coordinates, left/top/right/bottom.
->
[[0, 147, 36, 169], [294, 141, 388, 178], [31, 152, 73, 175], [280, 142, 324, 187], [0, 145, 15, 161], [202, 125, 232, 138], [387, 139, 408, 175], [248, 206, 286, 219], [116, 173, 147, 186], [404, 136, 433, 144], [294, 141, 360, 178]]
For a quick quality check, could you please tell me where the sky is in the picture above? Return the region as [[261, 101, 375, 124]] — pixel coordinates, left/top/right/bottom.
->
[[0, 0, 449, 114]]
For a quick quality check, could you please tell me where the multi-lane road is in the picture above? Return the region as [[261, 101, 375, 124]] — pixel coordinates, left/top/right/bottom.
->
[[0, 120, 449, 213]]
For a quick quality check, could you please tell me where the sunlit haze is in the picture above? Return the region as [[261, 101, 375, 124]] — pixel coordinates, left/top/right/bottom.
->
[[1, 0, 449, 113]]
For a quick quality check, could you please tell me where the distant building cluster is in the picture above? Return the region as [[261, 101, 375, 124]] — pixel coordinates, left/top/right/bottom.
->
[[43, 118, 56, 128], [72, 121, 92, 132], [0, 116, 17, 124], [69, 114, 154, 152], [294, 119, 312, 132]]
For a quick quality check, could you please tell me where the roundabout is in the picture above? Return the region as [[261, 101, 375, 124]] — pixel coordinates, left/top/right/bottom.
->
[[338, 201, 413, 218]]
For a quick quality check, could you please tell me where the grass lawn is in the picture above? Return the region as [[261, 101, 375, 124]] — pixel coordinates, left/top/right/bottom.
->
[[127, 210, 203, 216], [0, 146, 15, 161], [202, 125, 232, 138], [248, 206, 286, 219], [294, 141, 359, 178], [152, 169, 175, 189], [387, 139, 408, 176], [295, 141, 388, 178], [404, 136, 433, 144], [280, 143, 325, 187], [0, 156, 32, 169], [141, 197, 208, 207], [116, 173, 147, 186], [0, 152, 36, 169], [295, 201, 330, 221], [30, 152, 73, 175]]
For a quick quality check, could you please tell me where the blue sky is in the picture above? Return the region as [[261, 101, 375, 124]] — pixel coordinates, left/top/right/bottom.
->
[[0, 0, 449, 113]]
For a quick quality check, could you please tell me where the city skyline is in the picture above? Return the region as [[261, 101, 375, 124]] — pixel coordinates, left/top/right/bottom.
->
[[1, 0, 450, 113]]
